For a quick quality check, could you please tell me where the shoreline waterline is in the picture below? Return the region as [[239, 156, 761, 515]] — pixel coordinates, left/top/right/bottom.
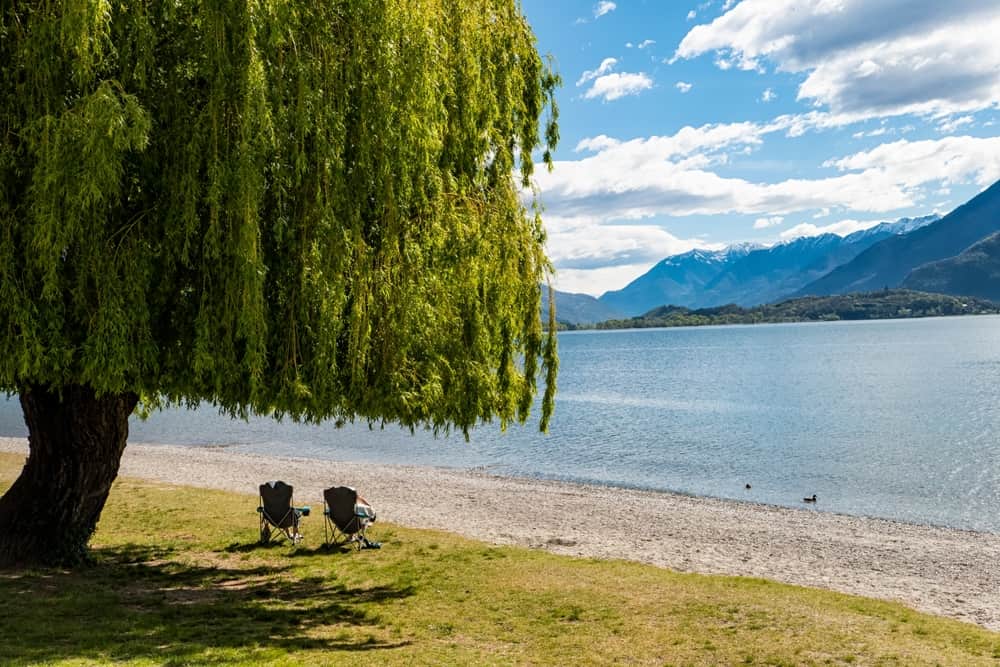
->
[[4, 317, 1000, 534], [1, 436, 998, 632]]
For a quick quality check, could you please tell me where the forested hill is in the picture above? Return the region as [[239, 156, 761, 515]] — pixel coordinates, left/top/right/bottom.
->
[[902, 231, 1000, 301], [542, 287, 624, 325], [568, 290, 999, 330]]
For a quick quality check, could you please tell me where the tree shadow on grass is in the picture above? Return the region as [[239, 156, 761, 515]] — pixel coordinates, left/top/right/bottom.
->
[[222, 541, 362, 557], [289, 543, 367, 557], [223, 537, 384, 557], [0, 543, 414, 665], [223, 539, 296, 554]]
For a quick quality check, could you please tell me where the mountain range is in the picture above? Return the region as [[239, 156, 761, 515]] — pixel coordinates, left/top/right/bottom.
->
[[597, 243, 756, 316], [594, 214, 938, 317], [796, 179, 1000, 297], [550, 179, 1000, 324]]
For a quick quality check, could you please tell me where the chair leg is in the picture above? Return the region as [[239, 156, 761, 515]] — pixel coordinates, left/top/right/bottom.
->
[[352, 531, 368, 550], [260, 516, 271, 545], [323, 518, 342, 548]]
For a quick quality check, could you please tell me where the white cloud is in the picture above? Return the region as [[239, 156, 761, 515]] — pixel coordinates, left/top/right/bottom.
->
[[546, 217, 707, 270], [753, 216, 783, 229], [638, 39, 656, 49], [554, 265, 664, 297], [625, 42, 634, 48], [675, 81, 693, 94], [594, 1, 617, 18], [534, 132, 1000, 229], [584, 72, 654, 101], [612, 122, 767, 160], [761, 88, 776, 103], [687, 10, 697, 20], [577, 58, 618, 87], [577, 58, 653, 102], [938, 115, 975, 133], [574, 135, 621, 153], [674, 1, 1000, 121], [852, 126, 888, 139], [823, 136, 1000, 188], [763, 110, 886, 138]]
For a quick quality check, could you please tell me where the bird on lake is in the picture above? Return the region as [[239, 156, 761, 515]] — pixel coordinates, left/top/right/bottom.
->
[[803, 494, 817, 503]]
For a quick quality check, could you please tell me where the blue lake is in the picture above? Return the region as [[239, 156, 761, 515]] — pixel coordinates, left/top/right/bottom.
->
[[2, 315, 1000, 532]]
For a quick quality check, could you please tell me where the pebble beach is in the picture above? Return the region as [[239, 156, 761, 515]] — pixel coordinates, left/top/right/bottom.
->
[[2, 436, 998, 632]]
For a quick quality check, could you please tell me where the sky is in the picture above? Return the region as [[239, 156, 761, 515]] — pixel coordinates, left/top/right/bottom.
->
[[519, 0, 1000, 296]]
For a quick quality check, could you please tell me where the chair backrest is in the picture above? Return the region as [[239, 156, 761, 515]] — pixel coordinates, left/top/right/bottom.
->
[[324, 486, 360, 533], [260, 481, 295, 528]]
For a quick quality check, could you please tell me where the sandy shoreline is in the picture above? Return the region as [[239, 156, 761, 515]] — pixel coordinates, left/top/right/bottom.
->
[[2, 436, 998, 632]]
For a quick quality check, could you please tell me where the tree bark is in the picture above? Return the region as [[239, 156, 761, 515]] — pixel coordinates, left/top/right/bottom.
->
[[0, 384, 138, 567]]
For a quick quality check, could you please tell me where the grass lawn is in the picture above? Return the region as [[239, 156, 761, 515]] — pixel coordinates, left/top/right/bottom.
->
[[0, 452, 998, 666]]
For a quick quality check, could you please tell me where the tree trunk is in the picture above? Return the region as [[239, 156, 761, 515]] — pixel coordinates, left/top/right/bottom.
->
[[0, 384, 138, 567]]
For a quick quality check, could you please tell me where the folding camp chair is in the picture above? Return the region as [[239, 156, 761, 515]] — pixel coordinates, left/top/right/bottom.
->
[[323, 486, 379, 549], [257, 481, 310, 544]]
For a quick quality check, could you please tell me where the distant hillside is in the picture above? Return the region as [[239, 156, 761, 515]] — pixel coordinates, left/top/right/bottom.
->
[[797, 180, 1000, 297], [597, 215, 936, 317], [598, 244, 758, 317], [542, 288, 624, 325], [902, 231, 1000, 301], [583, 290, 998, 330]]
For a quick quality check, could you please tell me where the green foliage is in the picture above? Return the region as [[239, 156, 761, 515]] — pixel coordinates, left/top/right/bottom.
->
[[0, 0, 559, 434], [581, 290, 1000, 330]]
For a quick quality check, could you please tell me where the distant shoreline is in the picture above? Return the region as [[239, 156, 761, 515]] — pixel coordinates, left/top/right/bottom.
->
[[3, 436, 998, 631], [555, 289, 999, 331]]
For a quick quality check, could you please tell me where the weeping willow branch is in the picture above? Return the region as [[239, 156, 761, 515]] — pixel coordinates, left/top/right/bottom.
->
[[0, 0, 559, 434]]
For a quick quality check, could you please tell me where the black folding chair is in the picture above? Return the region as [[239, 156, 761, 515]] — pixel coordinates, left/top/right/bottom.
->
[[257, 481, 310, 544], [323, 486, 378, 549]]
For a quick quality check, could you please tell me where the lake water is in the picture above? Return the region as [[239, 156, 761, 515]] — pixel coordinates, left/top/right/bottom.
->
[[2, 316, 1000, 533]]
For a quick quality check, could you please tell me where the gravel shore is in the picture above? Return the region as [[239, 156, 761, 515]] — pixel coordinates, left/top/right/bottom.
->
[[2, 437, 998, 631]]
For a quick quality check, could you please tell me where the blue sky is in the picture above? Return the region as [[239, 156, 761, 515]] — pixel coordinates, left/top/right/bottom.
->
[[520, 0, 1000, 295]]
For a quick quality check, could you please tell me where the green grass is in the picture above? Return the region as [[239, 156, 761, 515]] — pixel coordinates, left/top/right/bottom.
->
[[1, 452, 998, 666]]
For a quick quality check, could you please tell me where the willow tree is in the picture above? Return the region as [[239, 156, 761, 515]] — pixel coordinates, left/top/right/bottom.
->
[[0, 0, 559, 566]]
